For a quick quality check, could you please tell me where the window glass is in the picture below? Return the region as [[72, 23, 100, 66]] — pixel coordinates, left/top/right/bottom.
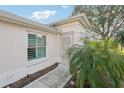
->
[[37, 47, 46, 58], [28, 33, 46, 61], [28, 48, 36, 60], [28, 34, 36, 48]]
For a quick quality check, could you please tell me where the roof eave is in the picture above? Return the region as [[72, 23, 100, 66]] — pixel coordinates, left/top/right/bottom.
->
[[0, 10, 60, 34], [53, 16, 90, 29]]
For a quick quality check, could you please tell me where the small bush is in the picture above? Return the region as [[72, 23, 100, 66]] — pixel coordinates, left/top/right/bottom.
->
[[68, 42, 124, 88]]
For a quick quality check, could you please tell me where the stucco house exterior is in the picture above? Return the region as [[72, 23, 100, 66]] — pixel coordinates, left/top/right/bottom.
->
[[0, 10, 89, 87]]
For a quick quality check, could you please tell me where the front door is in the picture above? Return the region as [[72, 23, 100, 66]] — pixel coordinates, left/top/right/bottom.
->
[[61, 35, 73, 65]]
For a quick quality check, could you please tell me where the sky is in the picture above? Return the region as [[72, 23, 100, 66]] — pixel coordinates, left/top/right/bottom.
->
[[0, 5, 74, 24]]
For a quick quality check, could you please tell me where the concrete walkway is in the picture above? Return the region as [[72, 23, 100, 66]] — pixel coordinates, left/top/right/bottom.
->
[[24, 64, 71, 88]]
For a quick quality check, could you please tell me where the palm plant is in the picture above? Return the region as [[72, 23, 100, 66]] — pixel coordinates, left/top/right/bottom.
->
[[68, 41, 124, 88], [115, 30, 124, 51]]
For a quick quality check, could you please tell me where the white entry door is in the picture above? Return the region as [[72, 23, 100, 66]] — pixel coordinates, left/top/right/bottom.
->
[[61, 35, 72, 65]]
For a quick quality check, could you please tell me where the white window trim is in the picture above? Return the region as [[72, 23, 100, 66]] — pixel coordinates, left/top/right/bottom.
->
[[27, 31, 48, 63]]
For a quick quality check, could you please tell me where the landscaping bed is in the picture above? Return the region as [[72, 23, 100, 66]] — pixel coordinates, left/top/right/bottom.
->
[[3, 63, 59, 88], [64, 76, 77, 88], [64, 76, 90, 88]]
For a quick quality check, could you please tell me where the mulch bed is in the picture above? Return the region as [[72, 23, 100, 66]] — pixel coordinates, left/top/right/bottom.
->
[[64, 76, 90, 88], [63, 76, 77, 88], [3, 63, 59, 88]]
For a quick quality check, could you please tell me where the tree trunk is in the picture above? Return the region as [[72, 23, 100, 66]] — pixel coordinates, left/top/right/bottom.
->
[[103, 39, 109, 51], [103, 39, 110, 62]]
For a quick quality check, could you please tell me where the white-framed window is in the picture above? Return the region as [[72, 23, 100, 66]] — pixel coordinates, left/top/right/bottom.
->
[[28, 33, 46, 61]]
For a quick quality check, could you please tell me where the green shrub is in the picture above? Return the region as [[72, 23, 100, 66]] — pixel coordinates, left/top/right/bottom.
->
[[68, 42, 124, 88]]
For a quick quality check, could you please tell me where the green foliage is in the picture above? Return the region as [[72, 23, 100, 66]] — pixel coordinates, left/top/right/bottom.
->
[[72, 6, 124, 41], [109, 40, 119, 49], [68, 41, 124, 88], [69, 5, 124, 88], [114, 30, 124, 50]]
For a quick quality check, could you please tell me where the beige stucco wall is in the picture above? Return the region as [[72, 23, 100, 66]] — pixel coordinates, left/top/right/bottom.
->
[[0, 20, 59, 87], [56, 21, 86, 44], [0, 21, 27, 73]]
